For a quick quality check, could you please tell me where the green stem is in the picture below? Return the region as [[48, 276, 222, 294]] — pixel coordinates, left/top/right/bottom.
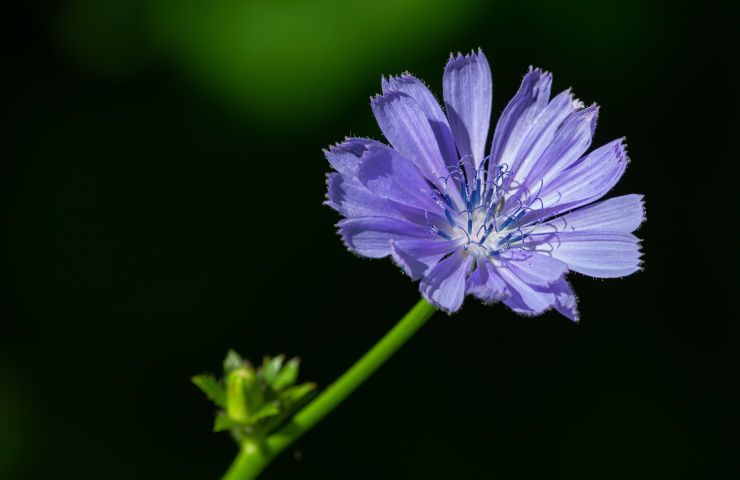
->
[[221, 298, 437, 480], [221, 439, 267, 480]]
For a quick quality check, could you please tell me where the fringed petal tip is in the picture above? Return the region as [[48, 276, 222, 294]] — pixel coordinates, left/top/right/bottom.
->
[[381, 72, 426, 90], [636, 240, 646, 271], [561, 90, 595, 112], [324, 137, 368, 157], [447, 47, 487, 65], [420, 294, 464, 315], [585, 102, 600, 117], [324, 137, 386, 174], [526, 65, 550, 74], [370, 90, 409, 107], [616, 136, 629, 158], [496, 267, 581, 322], [472, 293, 508, 307], [504, 298, 580, 322], [637, 194, 647, 229], [613, 138, 631, 170], [444, 50, 491, 88], [553, 278, 580, 322]]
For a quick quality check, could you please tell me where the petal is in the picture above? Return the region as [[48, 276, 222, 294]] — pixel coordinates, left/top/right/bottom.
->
[[326, 172, 431, 223], [382, 74, 447, 126], [498, 271, 578, 321], [326, 172, 393, 218], [324, 138, 386, 175], [504, 90, 581, 188], [420, 251, 474, 312], [382, 73, 459, 170], [338, 217, 432, 258], [516, 104, 599, 193], [551, 278, 579, 322], [358, 145, 442, 213], [371, 92, 448, 187], [530, 231, 642, 278], [530, 138, 630, 220], [490, 68, 553, 169], [443, 49, 492, 169], [502, 251, 569, 287], [497, 267, 556, 316], [543, 194, 645, 234], [391, 238, 461, 280], [466, 260, 508, 303]]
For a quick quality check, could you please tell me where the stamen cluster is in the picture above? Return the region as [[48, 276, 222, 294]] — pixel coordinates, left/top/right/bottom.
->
[[429, 158, 542, 258]]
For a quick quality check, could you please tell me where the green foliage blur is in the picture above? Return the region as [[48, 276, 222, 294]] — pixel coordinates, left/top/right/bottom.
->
[[4, 1, 736, 479], [57, 0, 475, 121]]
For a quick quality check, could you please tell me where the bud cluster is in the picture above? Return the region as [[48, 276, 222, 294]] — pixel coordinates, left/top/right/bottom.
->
[[193, 350, 316, 442]]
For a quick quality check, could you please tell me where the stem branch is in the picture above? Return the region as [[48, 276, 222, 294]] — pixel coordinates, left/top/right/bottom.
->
[[221, 298, 437, 479]]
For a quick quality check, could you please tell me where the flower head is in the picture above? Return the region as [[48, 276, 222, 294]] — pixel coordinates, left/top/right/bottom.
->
[[325, 49, 644, 320]]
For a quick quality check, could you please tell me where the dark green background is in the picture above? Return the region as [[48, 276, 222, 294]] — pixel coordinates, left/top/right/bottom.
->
[[4, 1, 737, 478]]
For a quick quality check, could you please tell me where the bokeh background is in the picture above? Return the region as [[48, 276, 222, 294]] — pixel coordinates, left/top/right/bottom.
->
[[3, 0, 737, 478]]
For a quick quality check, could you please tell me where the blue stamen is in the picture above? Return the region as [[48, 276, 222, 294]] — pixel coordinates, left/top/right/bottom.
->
[[479, 224, 494, 245], [498, 209, 525, 231], [483, 200, 496, 225], [498, 216, 516, 231], [470, 188, 479, 209], [497, 232, 513, 246], [444, 209, 456, 228], [460, 181, 468, 205], [484, 187, 494, 207], [508, 233, 529, 244]]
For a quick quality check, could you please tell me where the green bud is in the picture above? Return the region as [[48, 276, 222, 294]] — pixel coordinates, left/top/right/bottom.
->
[[223, 349, 244, 373], [272, 357, 300, 391], [226, 366, 262, 423], [196, 350, 317, 443]]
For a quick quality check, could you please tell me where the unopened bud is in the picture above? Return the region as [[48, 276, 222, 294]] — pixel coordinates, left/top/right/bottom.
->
[[226, 366, 262, 422]]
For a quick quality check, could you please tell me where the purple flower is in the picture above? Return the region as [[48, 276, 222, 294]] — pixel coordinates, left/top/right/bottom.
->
[[325, 49, 644, 320]]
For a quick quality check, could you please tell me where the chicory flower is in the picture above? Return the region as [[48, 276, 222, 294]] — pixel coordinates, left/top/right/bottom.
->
[[325, 49, 643, 320]]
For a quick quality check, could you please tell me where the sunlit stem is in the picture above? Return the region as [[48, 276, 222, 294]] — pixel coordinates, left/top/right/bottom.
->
[[221, 298, 438, 480]]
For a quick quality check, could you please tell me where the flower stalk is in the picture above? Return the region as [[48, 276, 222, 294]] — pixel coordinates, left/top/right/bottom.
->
[[221, 298, 437, 479]]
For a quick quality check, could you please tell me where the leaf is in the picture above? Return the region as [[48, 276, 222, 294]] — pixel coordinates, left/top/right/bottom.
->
[[251, 402, 281, 422], [223, 349, 244, 373], [260, 355, 284, 385], [214, 412, 245, 432], [280, 382, 317, 406], [192, 374, 226, 408], [273, 357, 300, 391]]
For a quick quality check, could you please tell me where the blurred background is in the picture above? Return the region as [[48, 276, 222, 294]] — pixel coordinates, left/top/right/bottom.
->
[[3, 0, 737, 478]]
